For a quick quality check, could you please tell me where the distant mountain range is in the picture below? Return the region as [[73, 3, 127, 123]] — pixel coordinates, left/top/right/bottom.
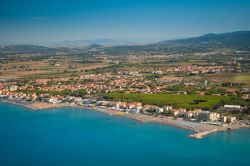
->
[[0, 45, 56, 53], [54, 38, 133, 46], [160, 31, 250, 47], [1, 31, 250, 53]]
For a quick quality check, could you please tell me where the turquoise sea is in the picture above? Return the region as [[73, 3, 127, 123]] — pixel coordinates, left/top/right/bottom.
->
[[0, 102, 250, 166]]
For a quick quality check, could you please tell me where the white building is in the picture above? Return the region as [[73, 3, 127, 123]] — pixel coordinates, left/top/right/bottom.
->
[[221, 116, 227, 123], [9, 85, 18, 92], [163, 105, 173, 111], [224, 105, 241, 109]]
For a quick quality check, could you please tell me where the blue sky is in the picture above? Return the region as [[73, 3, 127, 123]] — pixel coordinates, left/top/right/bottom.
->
[[1, 0, 250, 44]]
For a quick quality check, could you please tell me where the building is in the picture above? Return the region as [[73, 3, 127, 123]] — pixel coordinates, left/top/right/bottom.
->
[[157, 107, 164, 113], [224, 105, 241, 110], [31, 93, 37, 101], [142, 105, 163, 114], [9, 85, 18, 92], [241, 94, 250, 100], [127, 102, 142, 110], [227, 116, 237, 123], [96, 101, 115, 107], [115, 101, 127, 109], [82, 99, 97, 104], [49, 97, 61, 104], [184, 111, 193, 118], [170, 110, 180, 117], [163, 105, 173, 112], [220, 116, 227, 123], [197, 111, 210, 121], [169, 109, 186, 117], [197, 111, 218, 122]]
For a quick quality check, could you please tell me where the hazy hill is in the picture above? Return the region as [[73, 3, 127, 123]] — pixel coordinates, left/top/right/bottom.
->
[[160, 31, 250, 47], [0, 45, 55, 53], [1, 31, 250, 54], [54, 39, 132, 46]]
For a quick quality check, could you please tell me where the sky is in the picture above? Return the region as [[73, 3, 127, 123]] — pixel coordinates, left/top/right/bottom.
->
[[0, 0, 250, 44]]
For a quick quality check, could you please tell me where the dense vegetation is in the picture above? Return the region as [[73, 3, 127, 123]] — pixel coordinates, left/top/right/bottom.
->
[[105, 92, 229, 110]]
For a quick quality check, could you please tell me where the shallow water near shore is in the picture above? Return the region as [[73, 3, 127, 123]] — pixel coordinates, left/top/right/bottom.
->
[[0, 102, 250, 166]]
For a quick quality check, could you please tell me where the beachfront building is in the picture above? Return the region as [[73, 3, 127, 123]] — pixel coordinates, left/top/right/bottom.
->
[[49, 97, 61, 104], [220, 115, 237, 124], [142, 105, 163, 114], [115, 101, 127, 109], [221, 116, 228, 123], [184, 111, 194, 118], [74, 97, 84, 105], [157, 107, 164, 113], [82, 99, 95, 104], [169, 109, 180, 117], [127, 102, 142, 110], [221, 116, 237, 123], [169, 109, 186, 117], [31, 93, 37, 101], [197, 111, 218, 122], [163, 105, 173, 112], [227, 116, 237, 123], [96, 101, 115, 107]]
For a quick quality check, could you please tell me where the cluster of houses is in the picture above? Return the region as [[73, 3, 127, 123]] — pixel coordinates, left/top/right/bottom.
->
[[0, 73, 161, 94], [83, 100, 238, 124], [1, 68, 247, 98], [0, 69, 248, 126], [241, 88, 250, 100], [143, 65, 226, 75]]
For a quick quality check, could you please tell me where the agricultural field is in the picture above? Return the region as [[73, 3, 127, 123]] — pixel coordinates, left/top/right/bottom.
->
[[105, 92, 229, 110], [230, 74, 250, 84], [0, 59, 108, 78], [208, 73, 250, 86]]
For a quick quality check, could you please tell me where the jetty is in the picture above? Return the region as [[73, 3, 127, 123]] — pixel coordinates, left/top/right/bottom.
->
[[189, 129, 218, 139]]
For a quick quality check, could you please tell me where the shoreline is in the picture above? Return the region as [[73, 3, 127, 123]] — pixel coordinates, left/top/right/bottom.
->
[[0, 99, 246, 139]]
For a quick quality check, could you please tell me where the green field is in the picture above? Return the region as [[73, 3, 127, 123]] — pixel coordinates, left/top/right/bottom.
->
[[231, 74, 250, 84], [208, 73, 250, 86], [105, 93, 229, 110]]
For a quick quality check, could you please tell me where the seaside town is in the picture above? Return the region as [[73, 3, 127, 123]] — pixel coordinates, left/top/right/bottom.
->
[[2, 1, 250, 166], [1, 62, 250, 138], [1, 30, 250, 139]]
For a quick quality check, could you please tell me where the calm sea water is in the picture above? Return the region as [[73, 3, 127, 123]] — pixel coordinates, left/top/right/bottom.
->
[[0, 102, 250, 166]]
